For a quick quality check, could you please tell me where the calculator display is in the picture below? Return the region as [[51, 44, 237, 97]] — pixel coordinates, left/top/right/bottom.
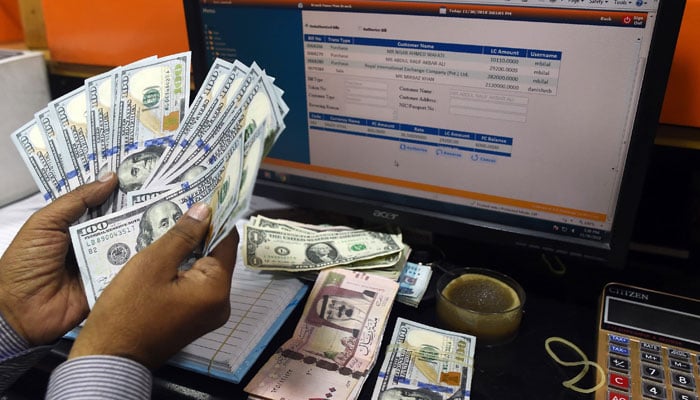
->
[[604, 297, 700, 345]]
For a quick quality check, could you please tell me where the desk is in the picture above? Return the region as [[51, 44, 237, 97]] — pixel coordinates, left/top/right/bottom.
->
[[6, 228, 697, 399]]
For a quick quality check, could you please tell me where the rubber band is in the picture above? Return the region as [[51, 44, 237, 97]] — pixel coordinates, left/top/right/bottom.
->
[[541, 253, 567, 276], [384, 343, 475, 369], [544, 337, 606, 394]]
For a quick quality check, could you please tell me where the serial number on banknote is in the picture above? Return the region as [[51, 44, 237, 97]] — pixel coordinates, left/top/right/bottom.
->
[[84, 226, 136, 247]]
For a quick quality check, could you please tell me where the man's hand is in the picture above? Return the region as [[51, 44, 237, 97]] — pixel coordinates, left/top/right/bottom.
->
[[68, 202, 239, 369], [0, 173, 118, 346]]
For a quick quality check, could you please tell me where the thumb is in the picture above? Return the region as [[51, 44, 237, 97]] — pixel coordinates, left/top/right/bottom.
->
[[136, 202, 212, 277], [26, 172, 118, 230]]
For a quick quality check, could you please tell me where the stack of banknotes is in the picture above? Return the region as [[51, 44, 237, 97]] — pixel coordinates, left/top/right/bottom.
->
[[242, 215, 411, 278], [371, 318, 476, 400], [242, 215, 435, 307], [11, 52, 288, 308], [396, 262, 433, 307], [245, 268, 400, 400], [244, 268, 472, 400]]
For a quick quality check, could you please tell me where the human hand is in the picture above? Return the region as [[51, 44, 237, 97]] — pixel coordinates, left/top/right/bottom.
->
[[0, 173, 118, 345], [68, 202, 239, 369]]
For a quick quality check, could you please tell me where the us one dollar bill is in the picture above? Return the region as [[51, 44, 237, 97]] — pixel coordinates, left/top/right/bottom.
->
[[250, 214, 358, 233], [371, 318, 476, 400], [244, 215, 410, 281], [243, 225, 404, 272], [244, 268, 399, 400]]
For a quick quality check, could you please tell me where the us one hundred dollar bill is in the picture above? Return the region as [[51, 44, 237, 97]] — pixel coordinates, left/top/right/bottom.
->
[[12, 52, 289, 308], [110, 52, 191, 211], [49, 87, 93, 184], [371, 318, 476, 400], [152, 60, 252, 185], [69, 133, 242, 308], [141, 58, 238, 187], [244, 268, 399, 400], [35, 106, 78, 192], [85, 68, 119, 182], [10, 121, 62, 202]]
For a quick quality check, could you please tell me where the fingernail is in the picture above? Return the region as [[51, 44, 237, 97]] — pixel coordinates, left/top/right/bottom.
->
[[187, 202, 210, 221], [98, 170, 115, 182]]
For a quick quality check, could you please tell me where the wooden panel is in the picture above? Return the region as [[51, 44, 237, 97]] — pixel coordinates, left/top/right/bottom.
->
[[16, 0, 46, 48]]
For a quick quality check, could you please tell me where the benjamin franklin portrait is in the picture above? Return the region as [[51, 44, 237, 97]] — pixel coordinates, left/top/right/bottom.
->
[[117, 145, 165, 193], [135, 199, 183, 251]]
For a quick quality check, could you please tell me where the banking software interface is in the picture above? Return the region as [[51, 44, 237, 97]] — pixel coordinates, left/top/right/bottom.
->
[[197, 0, 663, 249]]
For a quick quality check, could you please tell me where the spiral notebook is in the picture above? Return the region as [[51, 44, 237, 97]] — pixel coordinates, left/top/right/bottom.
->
[[169, 263, 307, 383]]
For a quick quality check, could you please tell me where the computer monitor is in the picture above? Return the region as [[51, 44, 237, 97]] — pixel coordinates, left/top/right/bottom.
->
[[184, 0, 685, 268]]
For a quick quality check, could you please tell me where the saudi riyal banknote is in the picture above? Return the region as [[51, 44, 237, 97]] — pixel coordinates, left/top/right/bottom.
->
[[244, 268, 399, 400], [371, 318, 476, 400], [243, 225, 404, 272]]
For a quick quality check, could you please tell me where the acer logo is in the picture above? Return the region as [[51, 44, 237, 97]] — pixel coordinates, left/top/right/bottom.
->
[[373, 210, 399, 220]]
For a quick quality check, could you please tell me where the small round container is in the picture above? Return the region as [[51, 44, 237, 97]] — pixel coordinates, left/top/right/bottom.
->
[[435, 267, 525, 345]]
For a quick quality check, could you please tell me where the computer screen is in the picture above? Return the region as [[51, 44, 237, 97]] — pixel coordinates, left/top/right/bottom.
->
[[184, 0, 685, 268]]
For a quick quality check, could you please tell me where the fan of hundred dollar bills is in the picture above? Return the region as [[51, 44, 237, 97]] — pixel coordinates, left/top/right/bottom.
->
[[11, 52, 288, 308]]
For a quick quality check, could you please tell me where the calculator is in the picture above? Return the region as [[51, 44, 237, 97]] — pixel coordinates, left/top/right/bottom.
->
[[596, 282, 700, 400]]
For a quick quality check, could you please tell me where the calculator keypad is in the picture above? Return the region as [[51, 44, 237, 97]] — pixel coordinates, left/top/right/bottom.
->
[[597, 334, 699, 400]]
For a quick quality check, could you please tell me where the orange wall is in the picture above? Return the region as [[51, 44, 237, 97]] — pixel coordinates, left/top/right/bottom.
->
[[36, 0, 700, 128], [0, 0, 23, 42], [659, 0, 700, 128], [41, 0, 189, 66]]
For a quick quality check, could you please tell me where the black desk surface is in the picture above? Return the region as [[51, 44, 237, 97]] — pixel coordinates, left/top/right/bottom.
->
[[6, 232, 699, 399]]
